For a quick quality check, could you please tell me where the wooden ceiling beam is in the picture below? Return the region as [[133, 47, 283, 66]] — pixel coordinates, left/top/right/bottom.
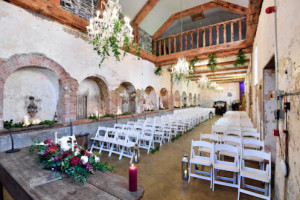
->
[[205, 71, 247, 77], [214, 79, 245, 83], [8, 0, 88, 32], [213, 0, 247, 16], [246, 0, 263, 44], [191, 66, 248, 76], [195, 59, 250, 69], [132, 0, 160, 25]]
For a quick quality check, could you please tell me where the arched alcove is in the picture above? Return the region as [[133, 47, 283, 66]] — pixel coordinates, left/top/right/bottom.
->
[[182, 92, 187, 107], [193, 93, 197, 105], [174, 90, 180, 107], [160, 88, 169, 108], [198, 94, 201, 105], [144, 86, 156, 110], [3, 67, 59, 123], [77, 76, 109, 119], [116, 82, 136, 114], [188, 93, 193, 106]]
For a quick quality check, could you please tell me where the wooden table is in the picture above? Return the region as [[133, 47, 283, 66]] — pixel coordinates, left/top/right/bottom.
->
[[0, 148, 144, 200]]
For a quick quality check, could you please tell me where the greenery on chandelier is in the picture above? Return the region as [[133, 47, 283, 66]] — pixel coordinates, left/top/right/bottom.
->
[[234, 49, 246, 67], [92, 19, 141, 67], [189, 56, 199, 72], [207, 53, 218, 72], [154, 66, 162, 76]]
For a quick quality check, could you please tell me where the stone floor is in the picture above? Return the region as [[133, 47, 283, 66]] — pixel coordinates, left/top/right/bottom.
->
[[99, 116, 264, 200], [3, 116, 267, 200]]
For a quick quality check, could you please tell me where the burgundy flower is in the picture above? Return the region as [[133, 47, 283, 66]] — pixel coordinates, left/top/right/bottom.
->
[[44, 138, 52, 144], [47, 146, 57, 154], [70, 157, 81, 166], [85, 163, 93, 172]]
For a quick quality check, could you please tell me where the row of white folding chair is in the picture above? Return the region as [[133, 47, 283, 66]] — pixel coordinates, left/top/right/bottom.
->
[[189, 140, 271, 200], [90, 127, 136, 162]]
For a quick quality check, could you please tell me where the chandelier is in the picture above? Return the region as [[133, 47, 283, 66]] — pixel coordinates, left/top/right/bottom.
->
[[198, 75, 209, 88], [172, 57, 190, 76], [87, 0, 135, 66]]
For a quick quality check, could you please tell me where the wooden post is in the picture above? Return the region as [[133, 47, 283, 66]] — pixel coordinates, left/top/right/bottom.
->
[[169, 38, 171, 54], [239, 20, 242, 40], [159, 40, 162, 56], [209, 27, 212, 46], [231, 22, 234, 42], [152, 39, 157, 55], [185, 34, 187, 51], [190, 32, 193, 49], [197, 30, 199, 48], [134, 23, 139, 45], [203, 29, 206, 47], [174, 36, 177, 53], [223, 24, 226, 43], [216, 25, 219, 45], [179, 35, 182, 51], [163, 39, 166, 55]]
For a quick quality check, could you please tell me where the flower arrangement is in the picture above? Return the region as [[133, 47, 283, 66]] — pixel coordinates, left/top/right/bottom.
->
[[29, 138, 114, 183]]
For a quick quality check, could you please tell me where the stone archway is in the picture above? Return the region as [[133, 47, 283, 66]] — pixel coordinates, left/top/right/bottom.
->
[[116, 82, 136, 114], [0, 53, 78, 128], [182, 92, 187, 107], [198, 94, 200, 105], [144, 86, 156, 110], [188, 93, 193, 106], [174, 90, 180, 107], [159, 88, 169, 109], [77, 76, 109, 119], [193, 93, 197, 105]]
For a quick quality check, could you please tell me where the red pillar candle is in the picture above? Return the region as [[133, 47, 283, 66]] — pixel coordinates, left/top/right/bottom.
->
[[129, 164, 137, 192]]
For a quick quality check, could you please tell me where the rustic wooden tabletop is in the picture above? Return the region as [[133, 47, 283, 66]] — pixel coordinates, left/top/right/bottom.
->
[[0, 148, 144, 200]]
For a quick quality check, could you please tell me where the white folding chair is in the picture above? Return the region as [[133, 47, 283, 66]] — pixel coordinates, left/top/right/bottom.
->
[[212, 125, 226, 135], [225, 129, 242, 138], [138, 127, 154, 153], [90, 127, 107, 152], [238, 149, 271, 200], [188, 140, 214, 189], [242, 131, 260, 140], [213, 144, 240, 191]]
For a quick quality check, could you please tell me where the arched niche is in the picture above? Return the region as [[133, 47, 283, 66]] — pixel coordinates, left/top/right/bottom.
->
[[188, 93, 193, 106], [77, 76, 109, 119], [116, 82, 136, 114], [182, 92, 187, 107], [198, 94, 201, 105], [3, 67, 59, 123], [193, 93, 197, 105], [174, 90, 181, 107], [144, 86, 156, 110], [159, 88, 169, 109]]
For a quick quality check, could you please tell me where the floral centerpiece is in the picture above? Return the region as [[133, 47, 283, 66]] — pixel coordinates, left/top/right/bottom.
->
[[29, 138, 114, 183]]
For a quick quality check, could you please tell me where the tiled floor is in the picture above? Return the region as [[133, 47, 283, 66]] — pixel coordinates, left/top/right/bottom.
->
[[99, 116, 262, 200]]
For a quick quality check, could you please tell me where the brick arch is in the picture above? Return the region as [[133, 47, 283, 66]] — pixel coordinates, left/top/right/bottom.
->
[[0, 53, 78, 128]]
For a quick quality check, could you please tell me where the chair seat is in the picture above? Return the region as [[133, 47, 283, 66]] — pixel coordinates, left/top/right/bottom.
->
[[198, 147, 212, 153], [219, 150, 239, 157], [240, 170, 270, 182], [214, 163, 239, 172], [243, 156, 265, 162], [190, 157, 212, 166]]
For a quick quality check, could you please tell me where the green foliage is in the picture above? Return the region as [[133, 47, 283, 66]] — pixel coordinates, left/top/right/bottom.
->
[[159, 107, 168, 110], [154, 66, 162, 76], [183, 104, 187, 108], [102, 113, 115, 118], [29, 139, 114, 184], [173, 106, 180, 109], [92, 18, 140, 67], [146, 109, 155, 112], [4, 119, 55, 129], [207, 53, 218, 72], [88, 115, 99, 120], [234, 49, 246, 67], [189, 56, 199, 74], [119, 112, 131, 116], [171, 134, 183, 142], [150, 146, 160, 154]]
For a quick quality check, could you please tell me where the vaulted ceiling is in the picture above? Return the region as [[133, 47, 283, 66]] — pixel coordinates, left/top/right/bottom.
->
[[119, 0, 249, 36]]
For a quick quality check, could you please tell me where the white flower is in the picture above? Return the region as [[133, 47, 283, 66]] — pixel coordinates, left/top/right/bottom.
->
[[95, 156, 100, 163], [81, 155, 88, 164], [74, 150, 80, 156]]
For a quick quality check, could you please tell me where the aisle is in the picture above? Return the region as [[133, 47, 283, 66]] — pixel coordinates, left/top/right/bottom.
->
[[100, 116, 259, 200]]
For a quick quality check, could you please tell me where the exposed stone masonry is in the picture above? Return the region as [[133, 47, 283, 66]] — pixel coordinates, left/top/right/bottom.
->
[[60, 0, 98, 21]]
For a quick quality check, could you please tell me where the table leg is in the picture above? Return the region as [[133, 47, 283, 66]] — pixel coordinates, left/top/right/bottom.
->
[[0, 182, 3, 200]]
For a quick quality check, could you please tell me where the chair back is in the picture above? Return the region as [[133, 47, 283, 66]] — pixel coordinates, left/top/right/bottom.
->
[[191, 140, 214, 159], [242, 138, 264, 150], [95, 126, 107, 138]]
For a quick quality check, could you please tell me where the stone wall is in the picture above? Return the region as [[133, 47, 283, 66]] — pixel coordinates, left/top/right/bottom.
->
[[60, 0, 98, 21], [247, 0, 300, 199], [139, 28, 152, 53]]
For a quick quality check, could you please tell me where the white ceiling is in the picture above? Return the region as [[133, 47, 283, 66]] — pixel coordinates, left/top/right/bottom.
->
[[119, 0, 248, 36]]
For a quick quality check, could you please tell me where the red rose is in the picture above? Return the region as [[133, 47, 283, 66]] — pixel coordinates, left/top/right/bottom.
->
[[70, 157, 80, 166], [47, 146, 57, 154], [44, 138, 52, 144]]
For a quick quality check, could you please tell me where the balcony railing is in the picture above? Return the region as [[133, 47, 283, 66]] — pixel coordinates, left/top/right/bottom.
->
[[153, 17, 246, 56]]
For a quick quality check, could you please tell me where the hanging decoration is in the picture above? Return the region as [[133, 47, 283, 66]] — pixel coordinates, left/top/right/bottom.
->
[[198, 75, 209, 89], [87, 0, 140, 67], [154, 66, 162, 76], [207, 53, 218, 72], [234, 49, 247, 67]]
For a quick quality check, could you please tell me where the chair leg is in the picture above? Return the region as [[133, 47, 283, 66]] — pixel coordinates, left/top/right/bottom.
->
[[188, 163, 192, 183], [237, 174, 241, 200], [212, 168, 216, 191]]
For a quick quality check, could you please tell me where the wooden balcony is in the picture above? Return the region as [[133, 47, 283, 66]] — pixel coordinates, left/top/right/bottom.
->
[[153, 17, 251, 66]]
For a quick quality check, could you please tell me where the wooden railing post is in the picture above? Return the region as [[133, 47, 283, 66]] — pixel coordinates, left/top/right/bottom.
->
[[239, 20, 242, 40], [152, 39, 157, 55], [159, 40, 162, 56], [231, 22, 234, 42], [184, 34, 187, 51], [197, 30, 199, 48], [216, 25, 219, 45], [223, 24, 226, 43], [174, 36, 177, 53], [163, 39, 166, 55]]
